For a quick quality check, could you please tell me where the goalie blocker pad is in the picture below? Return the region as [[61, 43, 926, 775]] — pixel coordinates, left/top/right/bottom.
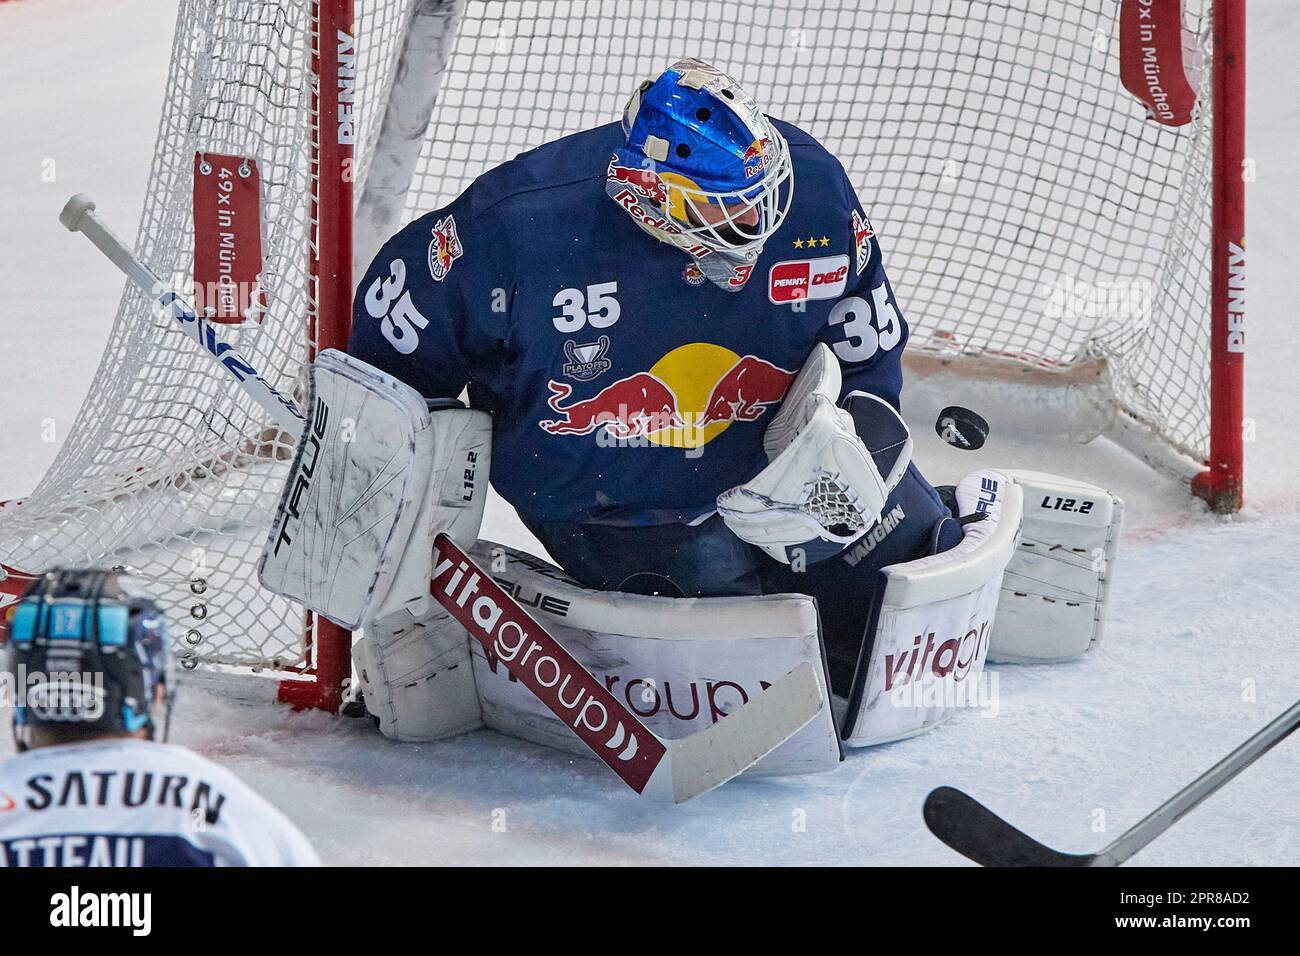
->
[[842, 469, 1022, 747], [258, 349, 491, 629]]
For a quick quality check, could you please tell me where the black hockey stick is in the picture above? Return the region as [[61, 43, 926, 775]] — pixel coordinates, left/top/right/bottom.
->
[[924, 696, 1300, 866]]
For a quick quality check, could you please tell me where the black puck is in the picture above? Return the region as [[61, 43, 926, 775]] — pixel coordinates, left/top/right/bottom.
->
[[935, 406, 989, 450]]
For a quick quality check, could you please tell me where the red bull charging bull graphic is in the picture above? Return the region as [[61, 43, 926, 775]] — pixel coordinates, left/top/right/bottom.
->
[[607, 161, 668, 207], [698, 354, 793, 424], [539, 343, 794, 455], [541, 375, 683, 439]]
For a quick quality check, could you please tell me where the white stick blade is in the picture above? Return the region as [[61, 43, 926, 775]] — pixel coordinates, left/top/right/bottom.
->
[[665, 661, 825, 803]]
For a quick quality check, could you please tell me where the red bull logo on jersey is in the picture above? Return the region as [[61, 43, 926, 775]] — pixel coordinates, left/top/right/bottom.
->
[[607, 161, 668, 207], [427, 214, 463, 282], [538, 343, 795, 451], [768, 255, 851, 304], [541, 376, 682, 439], [698, 353, 793, 425]]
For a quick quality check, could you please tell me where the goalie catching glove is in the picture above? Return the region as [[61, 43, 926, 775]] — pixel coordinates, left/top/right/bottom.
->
[[717, 343, 912, 564]]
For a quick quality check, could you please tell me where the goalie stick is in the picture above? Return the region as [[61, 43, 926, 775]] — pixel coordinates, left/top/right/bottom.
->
[[924, 695, 1300, 866], [48, 193, 827, 803]]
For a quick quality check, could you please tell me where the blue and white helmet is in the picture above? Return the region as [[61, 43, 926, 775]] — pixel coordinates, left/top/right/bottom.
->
[[4, 568, 173, 751], [606, 58, 794, 266]]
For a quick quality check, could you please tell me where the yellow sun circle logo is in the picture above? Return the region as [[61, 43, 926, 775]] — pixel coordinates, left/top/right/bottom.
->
[[645, 342, 745, 448]]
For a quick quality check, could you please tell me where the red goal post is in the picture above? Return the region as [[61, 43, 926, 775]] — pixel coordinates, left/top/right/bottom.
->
[[1195, 0, 1246, 511], [277, 0, 358, 711]]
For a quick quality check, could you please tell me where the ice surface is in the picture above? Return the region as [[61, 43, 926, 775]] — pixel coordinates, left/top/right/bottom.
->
[[1, 0, 1297, 865]]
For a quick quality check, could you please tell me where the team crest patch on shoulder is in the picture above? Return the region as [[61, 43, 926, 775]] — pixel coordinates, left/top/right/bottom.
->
[[852, 209, 875, 275], [428, 214, 464, 282]]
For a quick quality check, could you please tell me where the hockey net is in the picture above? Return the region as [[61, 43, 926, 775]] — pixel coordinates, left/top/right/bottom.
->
[[0, 0, 1241, 709]]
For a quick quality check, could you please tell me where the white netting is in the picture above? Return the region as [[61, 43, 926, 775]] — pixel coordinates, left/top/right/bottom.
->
[[0, 0, 1216, 688], [391, 0, 1213, 463], [0, 2, 333, 678]]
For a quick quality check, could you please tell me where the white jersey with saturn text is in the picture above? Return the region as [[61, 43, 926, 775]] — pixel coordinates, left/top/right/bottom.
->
[[0, 739, 320, 866]]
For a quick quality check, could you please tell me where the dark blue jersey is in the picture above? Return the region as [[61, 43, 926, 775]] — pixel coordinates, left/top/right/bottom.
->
[[349, 119, 909, 527]]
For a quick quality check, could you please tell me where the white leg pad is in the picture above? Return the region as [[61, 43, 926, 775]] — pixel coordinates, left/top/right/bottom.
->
[[841, 470, 1022, 747], [988, 469, 1124, 663], [464, 541, 841, 776], [354, 605, 483, 742]]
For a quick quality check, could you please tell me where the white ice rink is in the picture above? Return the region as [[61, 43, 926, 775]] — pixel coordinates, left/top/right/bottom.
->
[[1, 0, 1297, 864]]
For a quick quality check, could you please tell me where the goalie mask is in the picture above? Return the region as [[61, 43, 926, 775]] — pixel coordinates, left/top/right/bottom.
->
[[606, 57, 794, 290], [4, 568, 174, 752]]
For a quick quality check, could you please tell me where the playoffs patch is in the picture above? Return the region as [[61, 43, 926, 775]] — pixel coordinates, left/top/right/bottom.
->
[[562, 336, 613, 381]]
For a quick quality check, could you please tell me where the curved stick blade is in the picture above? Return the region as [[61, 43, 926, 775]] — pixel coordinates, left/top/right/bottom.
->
[[923, 786, 1098, 867]]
